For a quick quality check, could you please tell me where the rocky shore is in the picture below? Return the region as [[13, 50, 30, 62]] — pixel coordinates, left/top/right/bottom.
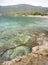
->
[[1, 53, 48, 65], [0, 32, 48, 65]]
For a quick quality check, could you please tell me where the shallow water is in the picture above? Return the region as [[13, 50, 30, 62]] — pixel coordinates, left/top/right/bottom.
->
[[0, 16, 48, 62], [0, 16, 48, 43]]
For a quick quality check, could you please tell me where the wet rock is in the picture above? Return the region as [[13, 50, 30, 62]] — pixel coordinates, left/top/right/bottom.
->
[[26, 37, 38, 50], [1, 45, 30, 61], [18, 34, 31, 44]]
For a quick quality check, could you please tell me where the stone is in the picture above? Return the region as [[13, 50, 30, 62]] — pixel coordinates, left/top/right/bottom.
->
[[32, 45, 48, 56]]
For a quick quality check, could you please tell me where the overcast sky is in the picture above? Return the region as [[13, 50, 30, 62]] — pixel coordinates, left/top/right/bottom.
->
[[0, 0, 48, 7]]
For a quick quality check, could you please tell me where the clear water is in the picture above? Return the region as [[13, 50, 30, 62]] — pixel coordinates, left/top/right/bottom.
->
[[0, 16, 48, 42], [0, 16, 48, 61]]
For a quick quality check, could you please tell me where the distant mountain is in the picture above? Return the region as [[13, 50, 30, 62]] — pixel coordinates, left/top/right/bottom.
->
[[0, 4, 48, 14]]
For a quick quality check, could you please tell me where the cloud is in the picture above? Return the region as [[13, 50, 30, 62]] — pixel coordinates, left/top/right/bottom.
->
[[0, 0, 48, 7]]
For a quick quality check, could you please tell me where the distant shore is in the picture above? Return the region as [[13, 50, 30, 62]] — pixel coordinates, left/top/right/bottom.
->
[[21, 15, 48, 18], [13, 15, 48, 18], [0, 14, 48, 18]]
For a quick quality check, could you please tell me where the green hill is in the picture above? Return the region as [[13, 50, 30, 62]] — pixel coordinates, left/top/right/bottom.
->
[[0, 4, 48, 16]]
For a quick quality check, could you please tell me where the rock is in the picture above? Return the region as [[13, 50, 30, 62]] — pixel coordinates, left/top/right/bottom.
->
[[1, 52, 48, 65], [0, 33, 48, 65], [32, 45, 48, 56], [12, 56, 22, 62], [1, 45, 30, 61], [32, 33, 48, 56]]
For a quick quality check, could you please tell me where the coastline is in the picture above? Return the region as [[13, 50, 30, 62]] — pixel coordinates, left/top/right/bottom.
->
[[22, 15, 48, 18], [0, 14, 48, 18]]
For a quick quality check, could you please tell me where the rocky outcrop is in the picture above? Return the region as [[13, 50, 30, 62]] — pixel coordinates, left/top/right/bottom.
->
[[32, 45, 48, 56], [0, 33, 48, 65], [1, 53, 48, 65], [32, 33, 48, 56]]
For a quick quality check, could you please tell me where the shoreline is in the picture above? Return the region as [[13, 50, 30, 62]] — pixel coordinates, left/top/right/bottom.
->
[[22, 15, 48, 18], [0, 15, 48, 18]]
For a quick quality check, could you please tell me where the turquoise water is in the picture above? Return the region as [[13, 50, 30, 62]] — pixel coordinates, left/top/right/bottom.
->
[[0, 16, 48, 28], [0, 16, 48, 61], [0, 16, 48, 33], [0, 16, 48, 45]]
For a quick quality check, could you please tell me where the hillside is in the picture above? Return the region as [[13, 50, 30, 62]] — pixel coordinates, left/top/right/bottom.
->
[[0, 4, 48, 15]]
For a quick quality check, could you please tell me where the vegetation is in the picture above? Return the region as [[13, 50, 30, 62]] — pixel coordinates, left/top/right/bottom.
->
[[0, 4, 48, 16], [2, 11, 48, 16]]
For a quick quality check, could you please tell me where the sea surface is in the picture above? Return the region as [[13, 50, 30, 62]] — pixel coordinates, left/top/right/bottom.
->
[[0, 16, 48, 42], [0, 16, 48, 62]]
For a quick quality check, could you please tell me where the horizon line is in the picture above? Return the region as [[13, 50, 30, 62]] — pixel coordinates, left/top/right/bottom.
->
[[0, 4, 48, 7]]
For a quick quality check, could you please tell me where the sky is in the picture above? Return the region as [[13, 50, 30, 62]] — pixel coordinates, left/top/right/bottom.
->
[[0, 0, 48, 7]]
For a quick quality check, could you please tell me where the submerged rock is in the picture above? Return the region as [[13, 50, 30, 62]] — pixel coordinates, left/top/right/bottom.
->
[[1, 45, 30, 61], [17, 34, 31, 44], [0, 32, 48, 65]]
